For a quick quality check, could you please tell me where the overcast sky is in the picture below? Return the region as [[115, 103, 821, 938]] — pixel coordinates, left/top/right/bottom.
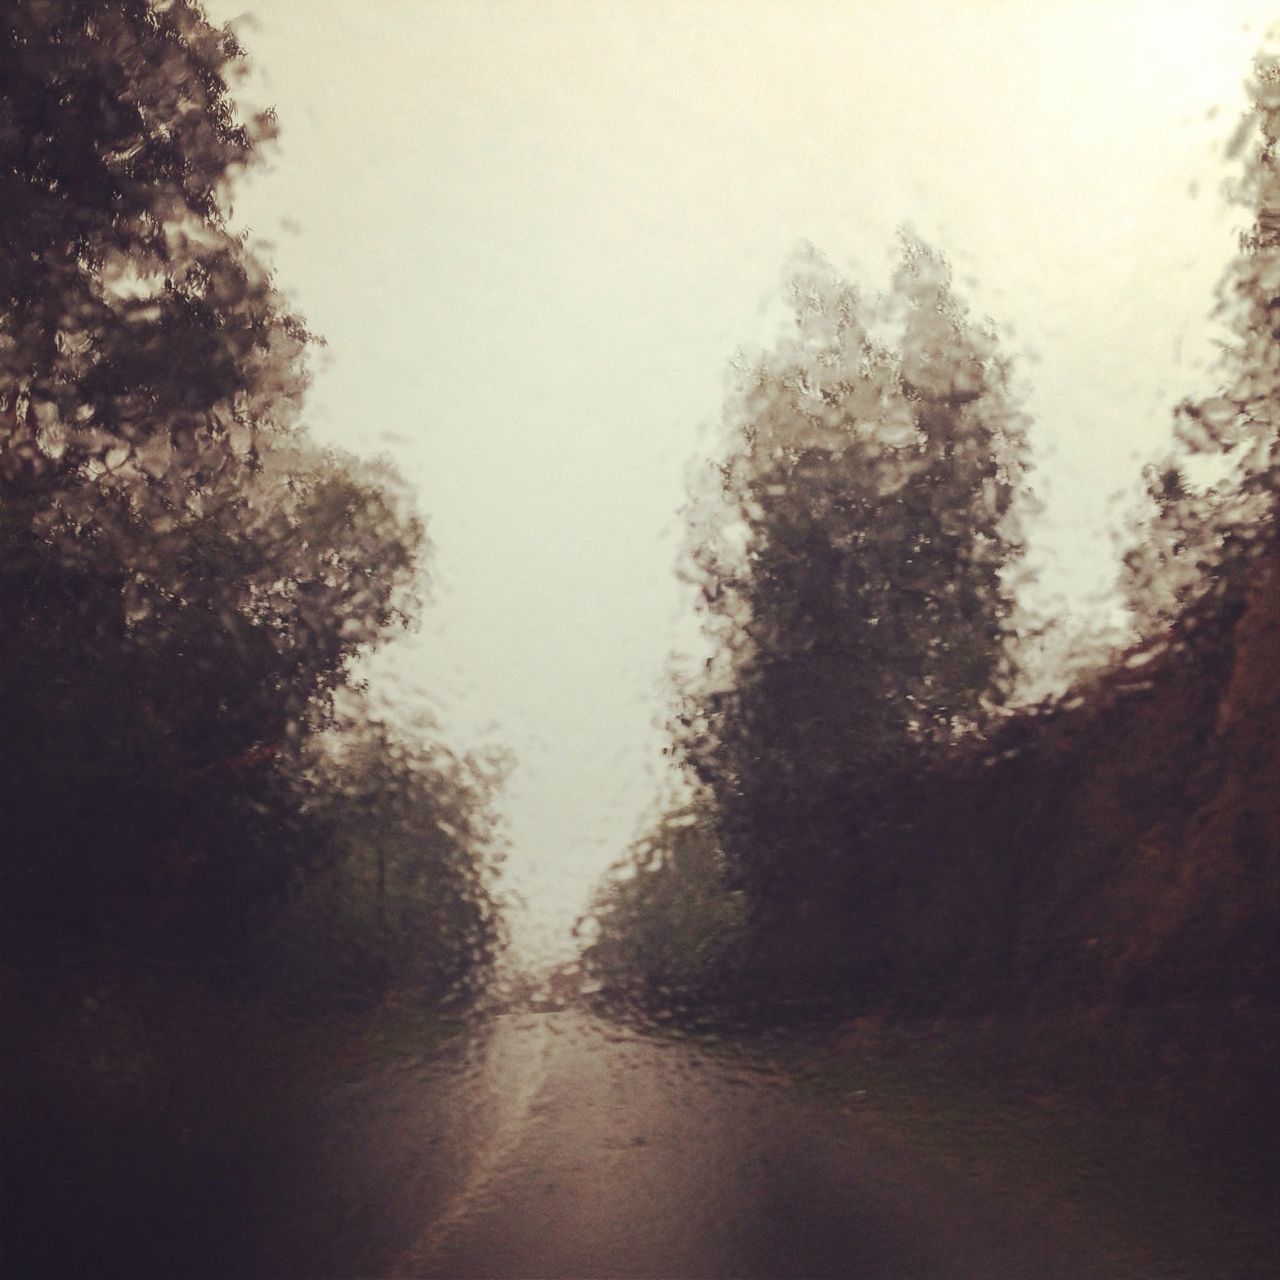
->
[[208, 0, 1273, 964]]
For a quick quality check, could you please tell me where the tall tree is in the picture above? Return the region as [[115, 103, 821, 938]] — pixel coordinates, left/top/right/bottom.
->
[[1122, 52, 1280, 637], [0, 0, 497, 982], [679, 237, 1032, 919]]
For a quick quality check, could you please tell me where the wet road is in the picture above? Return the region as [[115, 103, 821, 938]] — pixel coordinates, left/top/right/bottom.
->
[[7, 1004, 1138, 1278], [251, 1009, 1116, 1280]]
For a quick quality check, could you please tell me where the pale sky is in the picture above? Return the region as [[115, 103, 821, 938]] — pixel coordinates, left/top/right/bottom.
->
[[207, 0, 1272, 965]]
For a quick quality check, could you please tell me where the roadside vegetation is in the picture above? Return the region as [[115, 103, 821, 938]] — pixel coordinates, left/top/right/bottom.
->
[[1, 8, 508, 1269], [0, 0, 505, 1005], [583, 49, 1280, 1204]]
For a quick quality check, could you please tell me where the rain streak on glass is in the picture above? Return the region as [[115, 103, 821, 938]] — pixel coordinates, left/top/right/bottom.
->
[[1, 3, 1277, 1278]]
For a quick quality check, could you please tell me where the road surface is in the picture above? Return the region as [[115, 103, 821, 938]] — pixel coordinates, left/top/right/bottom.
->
[[238, 1008, 1120, 1279]]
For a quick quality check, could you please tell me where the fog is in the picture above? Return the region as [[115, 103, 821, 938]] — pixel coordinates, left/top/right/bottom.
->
[[207, 0, 1273, 963]]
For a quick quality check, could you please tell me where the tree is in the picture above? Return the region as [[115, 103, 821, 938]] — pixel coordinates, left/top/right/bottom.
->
[[0, 1, 499, 987], [579, 797, 745, 1014], [1119, 462, 1269, 637], [1121, 52, 1280, 639], [678, 236, 1032, 925], [260, 702, 509, 1011], [1206, 52, 1280, 494], [0, 0, 300, 498]]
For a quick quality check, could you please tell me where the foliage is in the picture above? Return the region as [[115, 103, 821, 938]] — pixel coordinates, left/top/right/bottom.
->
[[1121, 53, 1280, 637], [1120, 462, 1268, 636], [1209, 52, 1280, 487], [579, 798, 745, 1009], [677, 236, 1032, 912], [0, 0, 503, 998], [259, 706, 509, 1011], [1, 0, 297, 493]]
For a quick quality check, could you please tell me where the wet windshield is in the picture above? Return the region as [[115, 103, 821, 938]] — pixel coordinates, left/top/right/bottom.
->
[[2, 3, 1277, 1277]]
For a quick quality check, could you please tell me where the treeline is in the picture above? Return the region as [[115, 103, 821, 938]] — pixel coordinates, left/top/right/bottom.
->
[[582, 48, 1279, 1088], [0, 0, 503, 1007]]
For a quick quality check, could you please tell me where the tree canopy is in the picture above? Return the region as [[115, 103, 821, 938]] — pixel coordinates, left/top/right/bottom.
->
[[1122, 53, 1280, 638], [0, 0, 503, 997], [676, 237, 1032, 915]]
